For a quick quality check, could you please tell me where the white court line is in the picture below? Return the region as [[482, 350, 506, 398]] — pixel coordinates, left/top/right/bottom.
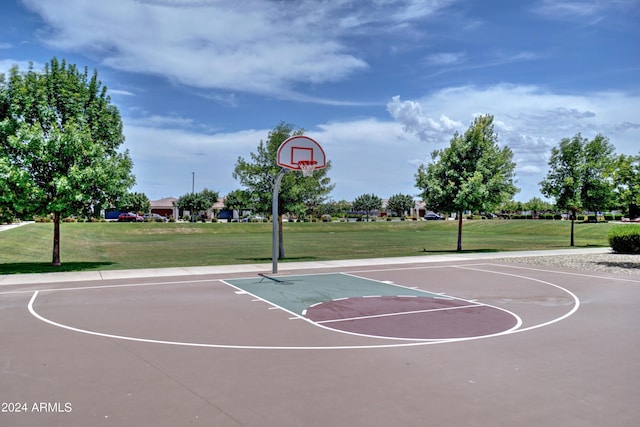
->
[[317, 304, 481, 324], [26, 290, 519, 349], [24, 265, 580, 350], [452, 265, 582, 333], [347, 262, 640, 283], [483, 263, 640, 283], [0, 277, 220, 295]]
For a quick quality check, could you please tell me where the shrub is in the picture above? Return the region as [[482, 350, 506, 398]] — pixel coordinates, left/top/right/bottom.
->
[[608, 226, 640, 254]]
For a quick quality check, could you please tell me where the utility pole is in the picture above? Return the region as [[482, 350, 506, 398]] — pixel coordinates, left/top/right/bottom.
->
[[191, 172, 195, 222]]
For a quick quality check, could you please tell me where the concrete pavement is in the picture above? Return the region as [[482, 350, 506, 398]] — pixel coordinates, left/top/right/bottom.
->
[[0, 221, 33, 232], [0, 246, 611, 286]]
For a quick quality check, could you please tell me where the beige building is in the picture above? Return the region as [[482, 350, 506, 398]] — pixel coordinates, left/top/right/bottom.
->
[[150, 197, 228, 221], [149, 197, 178, 219]]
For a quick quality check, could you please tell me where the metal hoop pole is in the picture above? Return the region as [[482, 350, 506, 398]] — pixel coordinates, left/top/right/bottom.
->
[[272, 168, 287, 273]]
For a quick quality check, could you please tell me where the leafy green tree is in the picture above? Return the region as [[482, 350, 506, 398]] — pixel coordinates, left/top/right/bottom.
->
[[175, 193, 195, 219], [540, 133, 617, 245], [611, 153, 640, 212], [416, 114, 517, 251], [500, 199, 524, 216], [540, 135, 584, 245], [352, 193, 382, 221], [176, 188, 219, 221], [200, 188, 220, 209], [233, 122, 334, 258], [223, 189, 251, 214], [333, 200, 352, 218], [524, 197, 551, 218], [581, 134, 616, 220], [119, 192, 150, 214], [0, 58, 134, 265], [386, 193, 414, 218], [317, 199, 351, 218], [0, 158, 21, 223]]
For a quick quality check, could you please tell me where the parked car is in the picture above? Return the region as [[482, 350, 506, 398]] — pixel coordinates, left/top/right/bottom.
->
[[118, 212, 143, 222], [424, 213, 445, 220], [240, 215, 265, 222], [622, 217, 640, 223], [143, 213, 168, 222]]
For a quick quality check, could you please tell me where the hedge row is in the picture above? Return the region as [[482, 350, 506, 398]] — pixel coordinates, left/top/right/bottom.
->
[[608, 226, 640, 254], [501, 214, 625, 221]]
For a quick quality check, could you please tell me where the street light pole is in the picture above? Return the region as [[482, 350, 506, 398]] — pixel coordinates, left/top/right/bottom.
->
[[191, 172, 195, 222]]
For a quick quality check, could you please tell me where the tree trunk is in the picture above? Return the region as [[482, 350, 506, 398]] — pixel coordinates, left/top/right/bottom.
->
[[570, 210, 575, 247], [52, 212, 61, 266], [456, 211, 463, 252], [278, 214, 285, 259]]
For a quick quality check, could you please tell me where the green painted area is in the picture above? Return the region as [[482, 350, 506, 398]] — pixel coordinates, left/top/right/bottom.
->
[[225, 273, 442, 315]]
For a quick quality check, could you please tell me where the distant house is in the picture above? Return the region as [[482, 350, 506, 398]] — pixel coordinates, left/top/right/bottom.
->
[[150, 197, 178, 219], [412, 200, 426, 218], [209, 197, 225, 218], [149, 197, 235, 221], [209, 197, 247, 222], [380, 199, 426, 218]]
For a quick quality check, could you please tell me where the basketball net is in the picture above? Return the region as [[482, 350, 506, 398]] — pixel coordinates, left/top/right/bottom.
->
[[298, 160, 317, 177]]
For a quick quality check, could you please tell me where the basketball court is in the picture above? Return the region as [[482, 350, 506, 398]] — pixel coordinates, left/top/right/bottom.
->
[[2, 138, 638, 426], [1, 251, 639, 427]]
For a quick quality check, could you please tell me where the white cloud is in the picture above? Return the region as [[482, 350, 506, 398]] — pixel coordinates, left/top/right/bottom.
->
[[386, 96, 463, 141], [108, 89, 135, 97], [386, 85, 640, 201], [0, 58, 43, 75], [124, 123, 267, 198], [20, 0, 365, 95], [309, 118, 424, 199], [19, 0, 452, 98], [126, 83, 640, 203], [125, 116, 428, 201], [533, 0, 601, 18], [425, 52, 466, 66], [425, 51, 541, 79], [532, 0, 640, 21]]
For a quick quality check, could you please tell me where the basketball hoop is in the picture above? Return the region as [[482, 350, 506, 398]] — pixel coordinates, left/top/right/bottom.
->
[[273, 135, 326, 273], [297, 160, 317, 177]]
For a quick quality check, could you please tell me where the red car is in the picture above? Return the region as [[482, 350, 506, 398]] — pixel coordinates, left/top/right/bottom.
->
[[118, 212, 143, 222]]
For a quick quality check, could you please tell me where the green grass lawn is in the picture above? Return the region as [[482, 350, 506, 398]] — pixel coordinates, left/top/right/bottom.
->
[[0, 220, 614, 274]]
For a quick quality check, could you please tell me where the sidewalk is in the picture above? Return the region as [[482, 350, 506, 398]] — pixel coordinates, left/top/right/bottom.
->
[[0, 221, 33, 232], [0, 247, 611, 286]]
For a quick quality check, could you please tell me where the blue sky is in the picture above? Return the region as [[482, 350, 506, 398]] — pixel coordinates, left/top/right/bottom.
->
[[1, 0, 639, 205]]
